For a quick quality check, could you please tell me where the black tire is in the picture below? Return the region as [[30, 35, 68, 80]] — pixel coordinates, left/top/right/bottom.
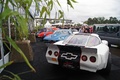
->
[[103, 53, 111, 74], [98, 53, 111, 75], [108, 43, 111, 47]]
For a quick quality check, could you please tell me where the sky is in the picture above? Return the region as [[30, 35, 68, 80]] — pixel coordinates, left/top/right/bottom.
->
[[29, 0, 120, 23], [52, 0, 120, 23]]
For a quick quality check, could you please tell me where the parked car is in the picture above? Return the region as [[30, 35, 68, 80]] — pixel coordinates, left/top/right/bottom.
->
[[43, 29, 73, 43], [37, 27, 58, 39], [93, 24, 120, 47], [45, 33, 111, 74], [36, 28, 46, 37]]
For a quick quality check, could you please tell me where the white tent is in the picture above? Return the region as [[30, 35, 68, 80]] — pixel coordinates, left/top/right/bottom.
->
[[44, 21, 52, 28]]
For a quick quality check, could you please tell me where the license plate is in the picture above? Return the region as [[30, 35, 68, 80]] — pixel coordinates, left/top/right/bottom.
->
[[63, 62, 74, 68]]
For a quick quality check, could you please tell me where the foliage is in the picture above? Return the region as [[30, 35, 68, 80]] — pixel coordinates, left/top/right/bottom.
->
[[0, 0, 77, 79], [84, 17, 120, 25], [0, 70, 21, 80]]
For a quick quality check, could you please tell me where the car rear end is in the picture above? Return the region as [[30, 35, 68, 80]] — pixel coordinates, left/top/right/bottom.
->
[[46, 44, 99, 72]]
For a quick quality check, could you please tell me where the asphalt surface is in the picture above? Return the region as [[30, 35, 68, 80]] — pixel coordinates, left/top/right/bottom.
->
[[1, 38, 120, 80]]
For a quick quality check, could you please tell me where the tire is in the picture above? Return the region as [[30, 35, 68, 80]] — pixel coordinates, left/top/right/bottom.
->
[[98, 53, 111, 75], [108, 43, 111, 47]]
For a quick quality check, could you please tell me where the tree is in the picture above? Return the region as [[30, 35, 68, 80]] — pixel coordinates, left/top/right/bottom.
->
[[93, 17, 98, 24], [0, 0, 77, 79], [85, 17, 120, 25], [97, 17, 105, 24], [109, 17, 118, 23], [87, 18, 93, 25]]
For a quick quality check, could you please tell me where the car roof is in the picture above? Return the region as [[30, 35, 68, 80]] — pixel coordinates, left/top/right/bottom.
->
[[75, 33, 98, 36], [57, 29, 70, 31]]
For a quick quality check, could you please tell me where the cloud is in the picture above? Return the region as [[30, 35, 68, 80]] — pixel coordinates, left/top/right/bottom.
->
[[55, 0, 120, 22]]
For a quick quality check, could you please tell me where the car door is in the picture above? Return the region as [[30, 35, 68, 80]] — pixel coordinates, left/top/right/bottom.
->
[[94, 25, 107, 39]]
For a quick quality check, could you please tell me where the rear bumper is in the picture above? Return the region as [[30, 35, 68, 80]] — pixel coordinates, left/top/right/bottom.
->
[[80, 63, 98, 72], [46, 55, 59, 65], [46, 55, 98, 72]]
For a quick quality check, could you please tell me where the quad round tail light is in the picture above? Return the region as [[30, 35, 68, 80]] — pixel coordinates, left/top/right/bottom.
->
[[48, 50, 52, 55], [90, 56, 96, 63], [81, 55, 87, 61], [54, 51, 59, 57]]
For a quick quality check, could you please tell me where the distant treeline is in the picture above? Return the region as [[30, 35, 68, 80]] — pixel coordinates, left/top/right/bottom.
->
[[84, 17, 120, 25]]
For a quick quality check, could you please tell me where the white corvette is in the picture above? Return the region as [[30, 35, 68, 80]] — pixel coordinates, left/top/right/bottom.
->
[[46, 33, 111, 74]]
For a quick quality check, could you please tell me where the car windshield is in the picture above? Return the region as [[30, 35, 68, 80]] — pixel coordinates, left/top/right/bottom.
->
[[63, 34, 100, 47], [54, 30, 70, 35], [63, 35, 88, 46], [46, 28, 53, 32]]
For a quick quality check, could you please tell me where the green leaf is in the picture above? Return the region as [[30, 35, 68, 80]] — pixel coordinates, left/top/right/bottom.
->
[[34, 0, 40, 12], [58, 10, 63, 19], [0, 61, 14, 69], [46, 9, 50, 17], [67, 0, 74, 8], [0, 75, 13, 80], [16, 15, 28, 39], [2, 70, 21, 80], [48, 0, 53, 10], [40, 6, 46, 18], [42, 14, 47, 27], [55, 0, 61, 7], [9, 0, 17, 7], [71, 0, 78, 3], [0, 7, 12, 20], [48, 0, 51, 6]]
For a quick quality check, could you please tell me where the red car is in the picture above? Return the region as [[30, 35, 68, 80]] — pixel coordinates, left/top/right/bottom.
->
[[37, 27, 58, 38]]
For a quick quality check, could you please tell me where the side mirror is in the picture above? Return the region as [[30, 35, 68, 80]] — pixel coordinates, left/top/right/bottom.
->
[[102, 40, 108, 46]]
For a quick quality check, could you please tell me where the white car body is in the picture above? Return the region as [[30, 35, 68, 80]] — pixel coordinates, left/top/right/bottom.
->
[[46, 33, 111, 73]]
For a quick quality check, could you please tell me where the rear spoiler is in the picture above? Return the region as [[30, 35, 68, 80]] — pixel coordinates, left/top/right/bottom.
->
[[56, 44, 97, 53], [64, 44, 97, 53]]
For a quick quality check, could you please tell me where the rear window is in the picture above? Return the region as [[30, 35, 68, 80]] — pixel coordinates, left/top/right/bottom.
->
[[67, 35, 88, 46], [86, 36, 100, 47], [63, 34, 100, 47]]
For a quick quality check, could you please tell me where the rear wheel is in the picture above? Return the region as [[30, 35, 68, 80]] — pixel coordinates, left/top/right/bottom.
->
[[103, 53, 111, 74], [98, 53, 111, 75], [108, 43, 111, 47]]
